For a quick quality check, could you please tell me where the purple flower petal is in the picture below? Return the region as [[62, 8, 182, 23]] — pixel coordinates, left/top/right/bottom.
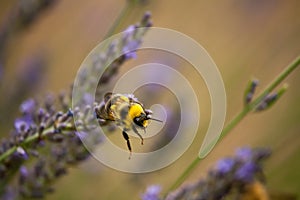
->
[[14, 118, 29, 133], [14, 115, 34, 133], [122, 40, 140, 60], [235, 147, 253, 162], [20, 166, 29, 177], [16, 147, 29, 160], [215, 158, 235, 174], [235, 162, 257, 183], [20, 99, 36, 114], [141, 185, 161, 200], [75, 131, 88, 140], [124, 25, 135, 35], [83, 93, 94, 105]]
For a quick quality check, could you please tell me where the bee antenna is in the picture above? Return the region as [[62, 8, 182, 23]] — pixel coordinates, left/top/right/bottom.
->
[[149, 117, 163, 123]]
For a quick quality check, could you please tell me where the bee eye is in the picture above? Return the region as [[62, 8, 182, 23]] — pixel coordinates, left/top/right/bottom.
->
[[133, 116, 144, 127]]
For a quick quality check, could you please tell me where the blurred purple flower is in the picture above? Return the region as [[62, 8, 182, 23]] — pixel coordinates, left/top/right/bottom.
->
[[20, 99, 36, 114], [124, 25, 135, 35], [122, 40, 140, 59], [141, 185, 161, 200], [235, 162, 257, 183], [1, 187, 17, 200], [19, 165, 29, 184], [235, 147, 253, 162], [215, 158, 235, 174], [14, 115, 34, 134], [83, 93, 94, 105], [122, 25, 141, 59], [15, 147, 29, 160], [75, 131, 88, 140], [19, 53, 47, 88]]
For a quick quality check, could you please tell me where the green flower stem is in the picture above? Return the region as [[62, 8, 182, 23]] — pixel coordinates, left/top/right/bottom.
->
[[104, 1, 136, 39], [166, 55, 300, 194]]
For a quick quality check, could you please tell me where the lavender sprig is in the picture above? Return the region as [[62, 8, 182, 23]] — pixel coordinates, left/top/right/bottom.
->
[[0, 12, 152, 199], [168, 56, 300, 192], [141, 147, 271, 200]]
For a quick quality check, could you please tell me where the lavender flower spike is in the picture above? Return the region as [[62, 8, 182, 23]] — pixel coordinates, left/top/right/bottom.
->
[[165, 147, 271, 200], [0, 12, 153, 199]]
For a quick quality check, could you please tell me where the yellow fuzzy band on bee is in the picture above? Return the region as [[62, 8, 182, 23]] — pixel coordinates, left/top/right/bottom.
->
[[128, 104, 144, 120]]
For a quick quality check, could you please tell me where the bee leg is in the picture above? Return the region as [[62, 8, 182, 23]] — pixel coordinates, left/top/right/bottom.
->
[[132, 125, 144, 145], [122, 130, 132, 158]]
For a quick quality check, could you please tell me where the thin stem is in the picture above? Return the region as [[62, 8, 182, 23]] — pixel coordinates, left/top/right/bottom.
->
[[166, 55, 300, 194], [103, 1, 135, 39]]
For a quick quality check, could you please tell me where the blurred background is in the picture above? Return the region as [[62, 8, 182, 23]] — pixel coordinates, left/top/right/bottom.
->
[[0, 0, 299, 199]]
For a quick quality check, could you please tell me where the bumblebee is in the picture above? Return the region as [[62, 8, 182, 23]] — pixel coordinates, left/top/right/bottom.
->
[[95, 92, 162, 155]]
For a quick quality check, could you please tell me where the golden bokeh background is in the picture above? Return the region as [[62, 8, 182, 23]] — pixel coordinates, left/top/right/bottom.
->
[[0, 0, 300, 199]]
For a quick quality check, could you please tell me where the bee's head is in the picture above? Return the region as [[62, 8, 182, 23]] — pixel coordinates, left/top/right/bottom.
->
[[129, 104, 162, 128], [129, 104, 149, 128]]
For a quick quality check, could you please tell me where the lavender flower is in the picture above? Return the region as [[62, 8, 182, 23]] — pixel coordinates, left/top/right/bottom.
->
[[16, 147, 29, 160], [235, 147, 253, 162], [165, 147, 271, 200], [215, 158, 235, 175], [244, 79, 259, 105], [0, 12, 152, 199], [141, 185, 162, 200], [235, 162, 258, 183], [20, 99, 36, 114], [243, 77, 288, 112]]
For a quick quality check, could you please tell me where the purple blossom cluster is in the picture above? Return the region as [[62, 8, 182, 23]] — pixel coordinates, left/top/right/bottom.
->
[[0, 92, 90, 199], [142, 147, 271, 200], [0, 12, 152, 199]]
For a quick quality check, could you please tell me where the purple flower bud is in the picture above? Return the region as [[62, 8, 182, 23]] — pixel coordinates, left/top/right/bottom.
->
[[215, 158, 235, 174], [75, 131, 87, 140], [244, 79, 259, 104], [254, 148, 271, 161], [124, 25, 135, 36], [38, 108, 46, 121], [20, 99, 36, 114], [235, 147, 253, 162], [14, 115, 34, 134], [122, 40, 140, 60], [83, 93, 94, 105], [20, 166, 28, 176], [14, 119, 29, 133], [19, 166, 29, 184], [235, 162, 257, 183], [16, 147, 29, 160], [141, 185, 161, 200], [67, 109, 73, 117]]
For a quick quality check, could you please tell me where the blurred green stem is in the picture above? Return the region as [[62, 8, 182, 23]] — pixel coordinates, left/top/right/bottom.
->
[[104, 1, 137, 39], [166, 55, 300, 194]]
